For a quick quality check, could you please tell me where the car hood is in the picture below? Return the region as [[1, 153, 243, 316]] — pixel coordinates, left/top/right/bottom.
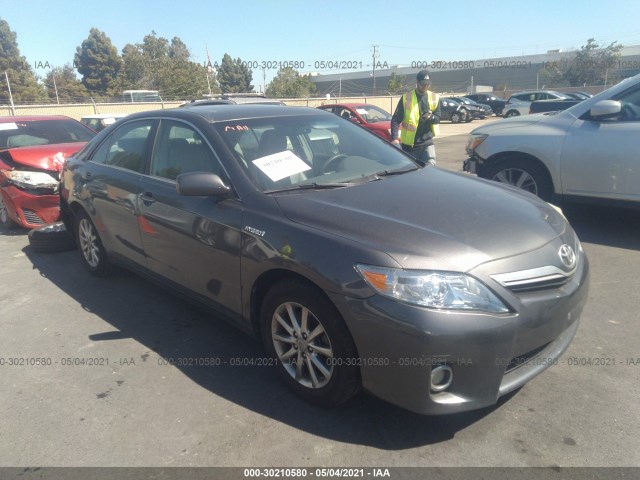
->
[[275, 168, 567, 272], [470, 114, 552, 134], [1, 143, 86, 172]]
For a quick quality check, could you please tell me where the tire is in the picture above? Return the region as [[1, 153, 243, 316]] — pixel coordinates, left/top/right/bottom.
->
[[485, 157, 553, 201], [75, 210, 112, 276], [28, 222, 76, 253], [0, 194, 18, 230], [260, 280, 361, 407], [450, 112, 461, 123], [504, 110, 520, 118]]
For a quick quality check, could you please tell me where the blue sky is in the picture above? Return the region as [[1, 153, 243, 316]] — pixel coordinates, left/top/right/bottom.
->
[[3, 0, 640, 89]]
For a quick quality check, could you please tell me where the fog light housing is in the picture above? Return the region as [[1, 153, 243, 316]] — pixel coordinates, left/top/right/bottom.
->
[[430, 365, 453, 392]]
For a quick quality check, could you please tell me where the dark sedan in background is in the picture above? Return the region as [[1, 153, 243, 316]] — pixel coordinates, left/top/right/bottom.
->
[[59, 105, 588, 415], [464, 93, 507, 116], [439, 97, 471, 123], [453, 96, 494, 119]]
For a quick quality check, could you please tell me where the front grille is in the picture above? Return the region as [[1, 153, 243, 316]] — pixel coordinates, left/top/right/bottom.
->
[[505, 342, 551, 373], [502, 275, 571, 293], [21, 209, 44, 225], [491, 265, 574, 294]]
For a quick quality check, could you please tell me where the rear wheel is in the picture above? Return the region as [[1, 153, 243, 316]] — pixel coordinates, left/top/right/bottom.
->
[[75, 210, 112, 276], [261, 280, 361, 407], [485, 157, 553, 201]]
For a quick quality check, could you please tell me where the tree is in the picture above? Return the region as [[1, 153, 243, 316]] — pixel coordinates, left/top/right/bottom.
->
[[74, 28, 122, 97], [265, 67, 316, 98], [119, 32, 215, 100], [387, 72, 406, 94], [44, 64, 90, 102], [217, 53, 253, 93], [562, 38, 623, 87], [0, 17, 42, 103], [169, 37, 190, 61]]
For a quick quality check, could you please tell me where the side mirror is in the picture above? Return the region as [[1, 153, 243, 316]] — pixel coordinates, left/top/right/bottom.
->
[[176, 172, 231, 197], [589, 100, 622, 118]]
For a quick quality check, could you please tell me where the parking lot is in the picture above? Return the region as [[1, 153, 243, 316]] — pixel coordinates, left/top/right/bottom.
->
[[1, 118, 639, 470]]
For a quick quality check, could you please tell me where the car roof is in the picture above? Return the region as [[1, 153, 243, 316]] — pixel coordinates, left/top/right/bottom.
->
[[124, 105, 326, 123], [181, 96, 285, 107], [319, 103, 373, 108]]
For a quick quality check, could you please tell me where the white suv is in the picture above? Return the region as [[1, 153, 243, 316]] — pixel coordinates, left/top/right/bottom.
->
[[503, 90, 572, 117], [464, 74, 640, 205]]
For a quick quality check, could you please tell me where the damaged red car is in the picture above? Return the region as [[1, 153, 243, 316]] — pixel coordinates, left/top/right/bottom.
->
[[0, 116, 95, 229]]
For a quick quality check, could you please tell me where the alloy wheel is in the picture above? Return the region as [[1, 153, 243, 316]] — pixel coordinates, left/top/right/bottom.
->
[[78, 218, 100, 268], [492, 168, 538, 195], [271, 301, 334, 389]]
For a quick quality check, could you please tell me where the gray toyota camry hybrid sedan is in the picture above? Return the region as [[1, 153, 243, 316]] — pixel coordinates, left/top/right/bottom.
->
[[59, 105, 589, 415]]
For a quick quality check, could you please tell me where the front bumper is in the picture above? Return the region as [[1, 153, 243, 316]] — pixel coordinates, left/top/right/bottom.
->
[[0, 185, 60, 228], [327, 252, 589, 415], [463, 157, 478, 174]]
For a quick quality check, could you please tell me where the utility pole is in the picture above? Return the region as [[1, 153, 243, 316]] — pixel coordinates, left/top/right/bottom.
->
[[4, 72, 16, 115], [263, 67, 267, 94], [371, 45, 379, 96], [52, 72, 60, 104]]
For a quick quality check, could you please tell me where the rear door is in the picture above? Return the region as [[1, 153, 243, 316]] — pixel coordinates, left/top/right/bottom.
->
[[80, 119, 156, 266]]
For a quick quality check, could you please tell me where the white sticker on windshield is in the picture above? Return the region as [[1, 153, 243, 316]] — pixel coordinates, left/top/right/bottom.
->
[[252, 151, 311, 182], [355, 108, 368, 115], [0, 122, 18, 131]]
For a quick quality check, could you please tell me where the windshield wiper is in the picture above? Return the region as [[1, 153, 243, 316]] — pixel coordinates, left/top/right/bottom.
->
[[373, 166, 419, 177], [264, 182, 353, 193]]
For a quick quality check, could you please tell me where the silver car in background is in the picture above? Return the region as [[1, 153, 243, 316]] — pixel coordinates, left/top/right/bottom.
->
[[503, 90, 573, 117], [465, 74, 640, 205]]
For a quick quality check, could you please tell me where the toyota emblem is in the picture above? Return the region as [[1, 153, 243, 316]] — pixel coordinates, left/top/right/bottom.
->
[[559, 244, 576, 269]]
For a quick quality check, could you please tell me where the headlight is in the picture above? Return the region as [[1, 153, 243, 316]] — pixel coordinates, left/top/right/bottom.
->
[[2, 170, 58, 189], [355, 264, 510, 313], [466, 134, 488, 154]]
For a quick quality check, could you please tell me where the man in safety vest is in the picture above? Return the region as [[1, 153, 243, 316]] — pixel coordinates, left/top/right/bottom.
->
[[390, 70, 441, 166]]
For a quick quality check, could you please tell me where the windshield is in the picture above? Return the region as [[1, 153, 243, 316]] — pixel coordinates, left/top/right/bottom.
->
[[214, 114, 418, 192], [0, 119, 95, 149], [353, 105, 392, 123]]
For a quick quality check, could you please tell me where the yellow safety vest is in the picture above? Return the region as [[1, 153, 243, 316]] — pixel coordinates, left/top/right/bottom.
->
[[400, 89, 439, 146]]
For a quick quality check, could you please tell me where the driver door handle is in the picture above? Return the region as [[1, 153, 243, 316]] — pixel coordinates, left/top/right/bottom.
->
[[140, 192, 155, 205]]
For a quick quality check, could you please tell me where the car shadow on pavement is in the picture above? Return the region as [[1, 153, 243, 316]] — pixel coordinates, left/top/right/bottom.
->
[[23, 246, 508, 450], [562, 203, 640, 251]]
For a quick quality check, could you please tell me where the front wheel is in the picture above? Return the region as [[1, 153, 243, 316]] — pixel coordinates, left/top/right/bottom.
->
[[504, 110, 520, 118], [485, 158, 553, 201], [450, 112, 461, 123], [261, 280, 361, 407], [75, 210, 112, 276]]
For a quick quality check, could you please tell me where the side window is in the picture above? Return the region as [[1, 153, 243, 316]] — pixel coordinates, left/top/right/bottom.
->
[[150, 120, 221, 181], [89, 120, 153, 173]]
